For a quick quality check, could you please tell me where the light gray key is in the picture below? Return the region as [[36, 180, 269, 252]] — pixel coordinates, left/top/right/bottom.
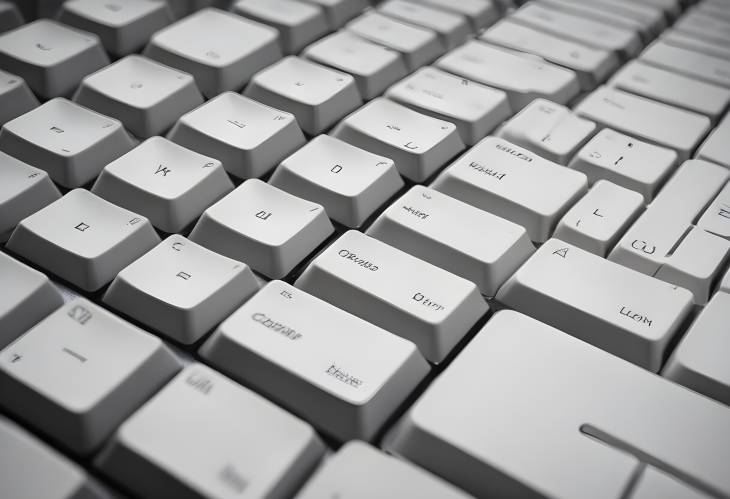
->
[[697, 111, 730, 169], [300, 0, 367, 29], [640, 40, 730, 88], [0, 70, 38, 127], [411, 0, 498, 32], [377, 0, 470, 50], [661, 29, 730, 60]]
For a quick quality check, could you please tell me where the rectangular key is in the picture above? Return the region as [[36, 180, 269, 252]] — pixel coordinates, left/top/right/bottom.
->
[[300, 0, 367, 29], [412, 0, 498, 32], [295, 230, 487, 363], [697, 112, 730, 169], [661, 29, 730, 61], [0, 70, 38, 127], [497, 238, 694, 371], [640, 40, 730, 88], [673, 10, 730, 47], [377, 0, 470, 50]]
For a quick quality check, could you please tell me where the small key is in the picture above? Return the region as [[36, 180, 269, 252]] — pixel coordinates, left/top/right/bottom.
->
[[386, 66, 512, 146], [661, 29, 730, 61], [92, 137, 233, 233], [167, 91, 305, 179], [378, 0, 470, 50], [436, 41, 580, 111], [269, 134, 404, 228], [0, 98, 136, 188], [7, 189, 160, 292], [0, 19, 109, 99], [640, 40, 730, 88], [295, 230, 487, 363], [58, 0, 173, 57], [245, 56, 362, 136], [201, 280, 429, 440], [630, 467, 711, 499], [144, 8, 281, 98], [697, 111, 730, 169], [0, 70, 38, 127], [96, 363, 325, 499], [191, 179, 334, 279], [431, 136, 588, 243], [0, 1, 22, 33], [300, 0, 367, 29], [332, 97, 464, 182], [411, 0, 499, 32], [0, 298, 181, 455]]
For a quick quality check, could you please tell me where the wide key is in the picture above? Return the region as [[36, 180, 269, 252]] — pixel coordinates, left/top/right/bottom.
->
[[378, 0, 470, 50], [640, 40, 730, 88], [0, 70, 38, 127], [697, 111, 730, 169], [301, 0, 366, 30]]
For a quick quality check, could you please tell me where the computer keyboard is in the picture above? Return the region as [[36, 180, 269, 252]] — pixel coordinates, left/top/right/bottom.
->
[[0, 0, 729, 498]]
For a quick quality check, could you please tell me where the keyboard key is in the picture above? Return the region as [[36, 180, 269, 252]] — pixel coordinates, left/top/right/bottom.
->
[[143, 8, 281, 98], [637, 0, 680, 20], [497, 238, 693, 370], [167, 92, 305, 179], [96, 363, 325, 498], [0, 70, 38, 127], [640, 40, 730, 88], [91, 137, 233, 233], [332, 98, 464, 182], [201, 280, 429, 440], [191, 179, 334, 279], [384, 310, 730, 499], [378, 0, 470, 50], [697, 112, 730, 169], [698, 181, 730, 241], [436, 41, 580, 111], [0, 298, 181, 455], [411, 0, 498, 32], [300, 0, 367, 29], [269, 134, 403, 228], [295, 230, 487, 363], [0, 1, 22, 33], [0, 19, 109, 99], [661, 28, 730, 61], [7, 189, 161, 292], [385, 66, 512, 146], [431, 136, 588, 243], [673, 9, 730, 47], [245, 56, 362, 136], [0, 98, 136, 188]]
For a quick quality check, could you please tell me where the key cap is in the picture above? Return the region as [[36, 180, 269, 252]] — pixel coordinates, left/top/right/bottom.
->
[[0, 151, 61, 242], [345, 11, 443, 72], [630, 467, 711, 499], [574, 86, 711, 161], [367, 185, 534, 296], [300, 0, 367, 29], [0, 298, 181, 455], [0, 70, 38, 127], [0, 98, 136, 189], [269, 134, 403, 228], [191, 179, 334, 279], [384, 310, 730, 499], [332, 98, 464, 182], [377, 0, 470, 50], [697, 112, 730, 169], [58, 0, 173, 57], [385, 66, 512, 146], [699, 182, 730, 240], [167, 92, 305, 179], [0, 19, 109, 99], [104, 235, 259, 344], [143, 8, 281, 98], [201, 280, 429, 440], [412, 0, 498, 32], [496, 98, 596, 165], [96, 363, 325, 499], [295, 230, 487, 363], [7, 189, 160, 292], [436, 41, 581, 111], [0, 1, 22, 33], [245, 56, 361, 136], [303, 31, 408, 101], [674, 10, 730, 47], [661, 29, 730, 61], [481, 19, 619, 91], [640, 40, 730, 88], [431, 136, 587, 243], [296, 441, 471, 498]]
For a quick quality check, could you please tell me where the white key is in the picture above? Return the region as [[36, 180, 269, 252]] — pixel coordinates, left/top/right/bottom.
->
[[674, 10, 730, 47], [698, 181, 730, 240], [7, 189, 161, 292], [0, 70, 38, 127], [661, 29, 730, 61], [384, 310, 730, 499], [143, 8, 281, 98], [92, 137, 233, 233], [497, 239, 693, 370], [167, 92, 305, 179], [0, 1, 22, 33], [697, 112, 730, 168], [378, 0, 470, 50], [295, 230, 487, 363], [0, 98, 137, 188], [0, 152, 60, 242], [296, 441, 471, 499], [411, 0, 498, 32], [630, 467, 712, 499], [368, 185, 534, 296], [333, 98, 464, 182], [245, 56, 361, 136], [496, 98, 596, 165], [436, 41, 581, 111], [191, 179, 334, 279], [345, 11, 443, 72], [574, 86, 711, 161], [96, 363, 325, 499], [0, 252, 63, 350], [269, 134, 403, 228], [104, 235, 259, 344], [0, 20, 108, 99], [58, 0, 173, 57], [640, 40, 730, 88], [201, 280, 429, 440], [0, 298, 181, 455], [481, 19, 619, 91], [303, 31, 408, 101], [385, 66, 512, 146], [431, 136, 587, 243], [300, 0, 367, 29]]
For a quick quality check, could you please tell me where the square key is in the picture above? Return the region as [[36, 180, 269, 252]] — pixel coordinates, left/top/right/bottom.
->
[[0, 69, 38, 127]]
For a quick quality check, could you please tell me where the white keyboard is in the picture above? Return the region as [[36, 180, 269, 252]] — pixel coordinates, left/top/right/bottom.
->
[[1, 0, 730, 498]]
